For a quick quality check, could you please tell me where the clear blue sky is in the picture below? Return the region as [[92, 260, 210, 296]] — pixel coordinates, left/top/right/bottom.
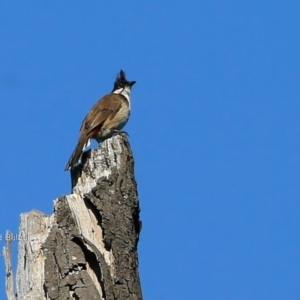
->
[[1, 1, 300, 299]]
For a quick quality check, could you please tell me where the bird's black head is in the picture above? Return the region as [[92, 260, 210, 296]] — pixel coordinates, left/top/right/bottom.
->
[[112, 70, 136, 92]]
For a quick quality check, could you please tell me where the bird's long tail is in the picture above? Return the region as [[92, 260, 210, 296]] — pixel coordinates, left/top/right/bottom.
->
[[65, 136, 90, 170]]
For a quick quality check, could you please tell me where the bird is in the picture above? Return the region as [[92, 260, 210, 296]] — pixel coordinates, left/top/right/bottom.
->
[[65, 70, 136, 170]]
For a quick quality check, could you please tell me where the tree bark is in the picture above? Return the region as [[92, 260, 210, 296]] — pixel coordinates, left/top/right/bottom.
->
[[3, 134, 143, 300]]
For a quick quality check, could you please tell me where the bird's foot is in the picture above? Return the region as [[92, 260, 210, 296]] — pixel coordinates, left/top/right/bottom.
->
[[112, 129, 129, 138]]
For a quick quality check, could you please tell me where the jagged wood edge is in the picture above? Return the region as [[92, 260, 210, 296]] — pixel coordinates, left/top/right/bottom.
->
[[11, 136, 142, 300], [13, 134, 142, 300], [2, 231, 16, 300]]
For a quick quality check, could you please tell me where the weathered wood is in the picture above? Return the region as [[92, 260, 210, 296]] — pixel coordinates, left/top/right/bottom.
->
[[3, 231, 16, 300], [4, 134, 142, 300], [17, 210, 54, 300]]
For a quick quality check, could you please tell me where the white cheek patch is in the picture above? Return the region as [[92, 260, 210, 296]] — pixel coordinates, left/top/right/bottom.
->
[[113, 87, 123, 94]]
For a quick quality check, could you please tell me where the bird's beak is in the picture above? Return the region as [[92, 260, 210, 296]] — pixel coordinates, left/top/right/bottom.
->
[[129, 81, 136, 87]]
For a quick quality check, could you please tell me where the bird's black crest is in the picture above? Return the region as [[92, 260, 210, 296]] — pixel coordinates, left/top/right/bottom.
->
[[112, 70, 128, 91], [112, 69, 136, 92], [116, 70, 127, 82]]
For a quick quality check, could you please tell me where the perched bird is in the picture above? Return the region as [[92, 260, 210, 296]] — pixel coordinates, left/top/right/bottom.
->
[[65, 70, 136, 170]]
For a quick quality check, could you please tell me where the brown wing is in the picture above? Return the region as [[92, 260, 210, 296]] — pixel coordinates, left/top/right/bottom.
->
[[80, 93, 122, 135]]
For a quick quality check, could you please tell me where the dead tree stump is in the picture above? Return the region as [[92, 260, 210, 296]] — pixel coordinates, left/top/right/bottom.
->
[[3, 134, 143, 300]]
